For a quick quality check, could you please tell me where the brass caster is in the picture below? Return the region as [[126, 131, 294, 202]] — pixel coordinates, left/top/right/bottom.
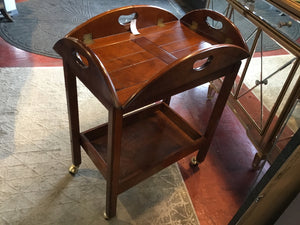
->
[[190, 157, 199, 167], [103, 212, 110, 220], [69, 165, 79, 175]]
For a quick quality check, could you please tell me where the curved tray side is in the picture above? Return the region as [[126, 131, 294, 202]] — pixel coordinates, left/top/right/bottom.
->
[[180, 9, 248, 51], [67, 5, 178, 41], [53, 37, 120, 109], [122, 44, 249, 111]]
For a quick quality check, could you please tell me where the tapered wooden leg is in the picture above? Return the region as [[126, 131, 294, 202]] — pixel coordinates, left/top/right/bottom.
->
[[207, 82, 216, 100], [63, 63, 81, 169], [196, 64, 240, 163], [195, 140, 210, 164], [105, 108, 123, 219]]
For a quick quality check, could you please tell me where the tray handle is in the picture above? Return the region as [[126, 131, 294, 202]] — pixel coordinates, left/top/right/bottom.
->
[[123, 44, 249, 111], [67, 5, 178, 41], [180, 9, 248, 51], [53, 37, 120, 109]]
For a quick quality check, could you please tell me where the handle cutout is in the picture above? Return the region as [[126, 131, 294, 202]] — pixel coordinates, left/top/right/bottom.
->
[[118, 13, 137, 26], [206, 16, 223, 30], [73, 51, 89, 69], [193, 56, 213, 71]]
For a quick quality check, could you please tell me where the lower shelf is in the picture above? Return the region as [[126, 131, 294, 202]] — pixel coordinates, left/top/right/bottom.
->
[[80, 103, 202, 193]]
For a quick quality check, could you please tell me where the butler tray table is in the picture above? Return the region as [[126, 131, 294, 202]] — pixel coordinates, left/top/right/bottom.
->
[[54, 5, 249, 219]]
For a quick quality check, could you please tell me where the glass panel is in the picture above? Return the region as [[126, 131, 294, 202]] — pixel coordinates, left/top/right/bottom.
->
[[287, 100, 300, 133], [272, 61, 299, 117], [272, 98, 300, 153], [237, 34, 297, 130], [208, 0, 299, 134], [235, 0, 300, 47], [209, 0, 300, 49]]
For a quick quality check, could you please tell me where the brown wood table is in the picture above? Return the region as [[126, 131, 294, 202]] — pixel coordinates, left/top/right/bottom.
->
[[54, 5, 249, 219]]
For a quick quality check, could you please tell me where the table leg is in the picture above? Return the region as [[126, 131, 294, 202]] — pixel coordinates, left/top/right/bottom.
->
[[196, 64, 240, 163], [207, 81, 217, 100], [63, 63, 81, 172], [105, 108, 123, 219]]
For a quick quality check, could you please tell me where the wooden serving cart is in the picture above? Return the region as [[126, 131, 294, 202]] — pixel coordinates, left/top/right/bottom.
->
[[54, 5, 249, 219]]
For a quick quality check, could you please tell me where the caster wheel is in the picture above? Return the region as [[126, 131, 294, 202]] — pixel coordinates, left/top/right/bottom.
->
[[103, 212, 109, 220], [190, 157, 199, 167], [69, 164, 79, 175]]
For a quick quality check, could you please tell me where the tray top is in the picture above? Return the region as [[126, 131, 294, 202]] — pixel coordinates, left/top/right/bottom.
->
[[86, 21, 215, 92], [54, 6, 249, 111]]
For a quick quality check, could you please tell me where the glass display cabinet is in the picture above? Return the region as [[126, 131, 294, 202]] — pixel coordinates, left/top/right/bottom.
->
[[208, 0, 299, 168]]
